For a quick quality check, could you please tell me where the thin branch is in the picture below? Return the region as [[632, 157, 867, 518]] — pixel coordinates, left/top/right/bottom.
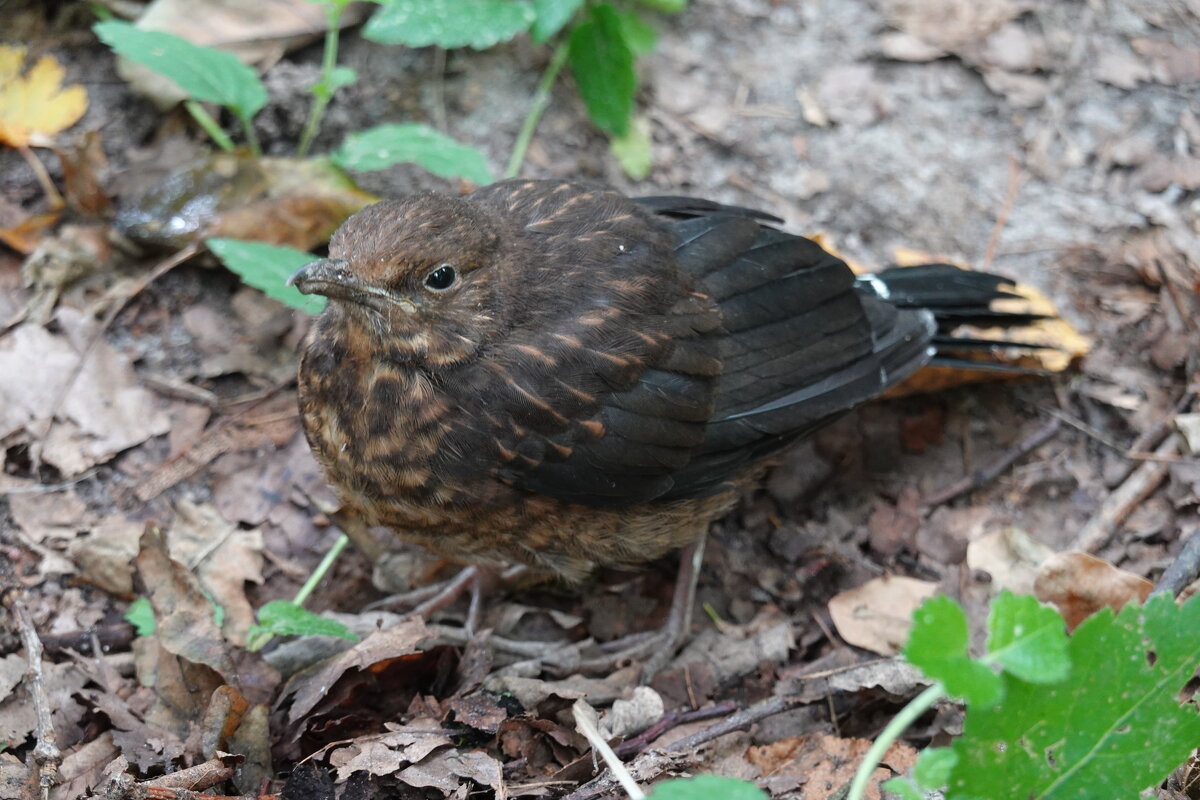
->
[[923, 417, 1062, 508], [3, 588, 61, 799]]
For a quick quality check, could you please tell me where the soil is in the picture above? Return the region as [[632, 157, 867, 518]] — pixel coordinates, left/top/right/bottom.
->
[[1, 0, 1198, 798]]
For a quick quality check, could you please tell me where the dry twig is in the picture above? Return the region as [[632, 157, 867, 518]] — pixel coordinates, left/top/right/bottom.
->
[[1071, 433, 1179, 553], [2, 587, 61, 799], [923, 417, 1062, 508]]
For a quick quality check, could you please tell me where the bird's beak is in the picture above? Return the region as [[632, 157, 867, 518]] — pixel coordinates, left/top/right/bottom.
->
[[287, 258, 356, 298], [287, 258, 417, 312]]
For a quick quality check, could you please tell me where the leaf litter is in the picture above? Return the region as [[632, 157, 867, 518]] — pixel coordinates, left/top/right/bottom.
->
[[3, 0, 1200, 798]]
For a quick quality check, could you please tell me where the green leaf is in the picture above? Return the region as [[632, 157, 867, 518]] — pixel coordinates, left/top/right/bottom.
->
[[880, 777, 923, 800], [610, 116, 651, 179], [206, 238, 326, 314], [905, 595, 1002, 706], [364, 0, 535, 49], [124, 597, 155, 636], [634, 0, 687, 10], [568, 4, 636, 136], [617, 10, 657, 54], [254, 601, 358, 641], [912, 747, 957, 788], [327, 65, 358, 90], [647, 775, 768, 799], [948, 593, 1200, 800], [332, 123, 493, 185], [93, 21, 268, 119], [985, 591, 1070, 684], [532, 0, 583, 42]]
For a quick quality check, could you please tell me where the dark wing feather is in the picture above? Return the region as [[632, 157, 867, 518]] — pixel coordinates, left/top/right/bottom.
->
[[440, 181, 936, 507]]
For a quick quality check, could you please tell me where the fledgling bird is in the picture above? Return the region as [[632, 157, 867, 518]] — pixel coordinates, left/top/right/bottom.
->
[[290, 179, 1043, 661]]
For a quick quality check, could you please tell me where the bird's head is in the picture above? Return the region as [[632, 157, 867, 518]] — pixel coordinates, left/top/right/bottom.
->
[[290, 194, 507, 366]]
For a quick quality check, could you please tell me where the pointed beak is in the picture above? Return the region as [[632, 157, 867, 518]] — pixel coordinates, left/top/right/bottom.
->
[[287, 258, 356, 297], [287, 257, 418, 313]]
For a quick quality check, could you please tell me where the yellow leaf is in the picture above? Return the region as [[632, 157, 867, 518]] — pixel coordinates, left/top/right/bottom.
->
[[0, 46, 88, 148]]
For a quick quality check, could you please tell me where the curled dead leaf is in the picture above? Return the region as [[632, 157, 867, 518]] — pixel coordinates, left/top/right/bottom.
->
[[1034, 551, 1153, 630]]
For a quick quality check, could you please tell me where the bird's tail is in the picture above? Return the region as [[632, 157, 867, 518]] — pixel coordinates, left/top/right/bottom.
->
[[858, 263, 1086, 391]]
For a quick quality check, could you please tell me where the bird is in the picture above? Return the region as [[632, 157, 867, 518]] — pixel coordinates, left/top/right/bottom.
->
[[288, 178, 1046, 670]]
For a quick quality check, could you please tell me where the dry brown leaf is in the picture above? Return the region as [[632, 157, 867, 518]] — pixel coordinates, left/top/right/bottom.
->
[[965, 527, 1054, 596], [327, 721, 453, 781], [1131, 37, 1200, 84], [167, 500, 264, 645], [1033, 551, 1154, 630], [828, 576, 939, 656], [745, 733, 917, 799], [398, 748, 504, 797], [282, 617, 431, 724], [68, 515, 143, 597], [873, 0, 1025, 52], [0, 46, 87, 147], [0, 209, 61, 255]]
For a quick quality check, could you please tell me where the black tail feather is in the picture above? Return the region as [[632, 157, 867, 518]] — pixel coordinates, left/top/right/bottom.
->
[[862, 264, 1057, 373]]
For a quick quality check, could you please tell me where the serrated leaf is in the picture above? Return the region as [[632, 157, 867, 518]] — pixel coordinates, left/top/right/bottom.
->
[[568, 4, 635, 136], [124, 596, 155, 637], [648, 775, 768, 799], [985, 591, 1069, 684], [0, 46, 88, 147], [207, 238, 326, 314], [912, 747, 957, 788], [949, 593, 1200, 800], [364, 0, 535, 49], [332, 122, 493, 185], [254, 600, 358, 640], [532, 0, 584, 42], [610, 116, 651, 179], [905, 595, 1002, 705], [93, 21, 267, 119], [617, 10, 657, 54]]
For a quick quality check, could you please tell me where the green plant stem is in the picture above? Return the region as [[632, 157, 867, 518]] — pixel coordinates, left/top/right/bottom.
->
[[504, 39, 570, 179], [246, 533, 349, 651], [184, 100, 235, 151], [846, 683, 945, 800], [238, 112, 262, 155], [297, 2, 345, 157]]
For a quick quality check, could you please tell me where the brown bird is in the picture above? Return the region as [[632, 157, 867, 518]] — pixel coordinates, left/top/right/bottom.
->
[[289, 178, 1042, 668]]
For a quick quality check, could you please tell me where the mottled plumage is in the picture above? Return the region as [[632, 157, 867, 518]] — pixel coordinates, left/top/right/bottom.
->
[[292, 179, 1030, 579]]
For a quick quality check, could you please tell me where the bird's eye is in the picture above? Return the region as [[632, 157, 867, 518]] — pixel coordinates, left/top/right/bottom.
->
[[424, 264, 457, 291]]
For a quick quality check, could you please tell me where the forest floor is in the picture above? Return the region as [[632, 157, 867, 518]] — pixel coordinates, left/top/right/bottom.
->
[[1, 0, 1198, 798]]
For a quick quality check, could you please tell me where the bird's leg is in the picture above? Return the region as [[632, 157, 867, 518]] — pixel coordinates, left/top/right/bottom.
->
[[366, 564, 528, 633], [579, 533, 707, 679]]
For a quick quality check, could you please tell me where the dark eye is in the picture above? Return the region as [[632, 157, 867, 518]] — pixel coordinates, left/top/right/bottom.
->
[[424, 264, 457, 291]]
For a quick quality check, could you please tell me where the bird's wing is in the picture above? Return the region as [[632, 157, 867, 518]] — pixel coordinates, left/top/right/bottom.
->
[[440, 183, 934, 507]]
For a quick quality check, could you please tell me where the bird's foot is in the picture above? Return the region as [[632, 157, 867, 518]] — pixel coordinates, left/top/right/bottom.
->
[[367, 564, 526, 634]]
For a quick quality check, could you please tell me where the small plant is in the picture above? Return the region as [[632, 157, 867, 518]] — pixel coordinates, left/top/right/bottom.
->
[[852, 590, 1200, 800]]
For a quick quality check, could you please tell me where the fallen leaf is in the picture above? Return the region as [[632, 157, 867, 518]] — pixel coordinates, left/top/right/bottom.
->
[[398, 748, 504, 797], [1094, 48, 1153, 89], [328, 721, 453, 781], [1033, 551, 1154, 630], [1131, 37, 1200, 84], [982, 69, 1049, 108], [0, 309, 171, 476], [828, 576, 939, 656], [965, 527, 1054, 595], [1176, 414, 1200, 456], [873, 0, 1024, 52], [601, 686, 664, 739], [745, 733, 917, 799], [815, 64, 891, 126], [281, 618, 432, 724], [68, 515, 142, 596], [0, 46, 87, 147], [167, 500, 264, 645]]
